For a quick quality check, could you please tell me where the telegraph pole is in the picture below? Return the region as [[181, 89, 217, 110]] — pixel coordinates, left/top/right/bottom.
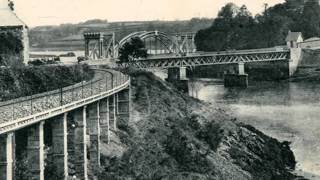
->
[[264, 3, 268, 15]]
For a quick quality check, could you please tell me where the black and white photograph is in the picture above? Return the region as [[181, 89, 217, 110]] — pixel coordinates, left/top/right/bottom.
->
[[0, 0, 319, 179]]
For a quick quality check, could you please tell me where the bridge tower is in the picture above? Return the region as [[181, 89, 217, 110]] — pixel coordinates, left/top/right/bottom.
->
[[84, 32, 116, 60], [286, 31, 303, 76], [173, 33, 196, 55]]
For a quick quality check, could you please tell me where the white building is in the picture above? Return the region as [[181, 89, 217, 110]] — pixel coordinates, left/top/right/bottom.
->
[[0, 0, 29, 64], [286, 31, 303, 48]]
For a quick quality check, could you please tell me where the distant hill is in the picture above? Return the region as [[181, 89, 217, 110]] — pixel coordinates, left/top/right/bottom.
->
[[29, 18, 213, 51]]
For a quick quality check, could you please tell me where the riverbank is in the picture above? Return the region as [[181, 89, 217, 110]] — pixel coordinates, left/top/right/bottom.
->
[[290, 65, 320, 82], [97, 70, 298, 180], [187, 68, 320, 179]]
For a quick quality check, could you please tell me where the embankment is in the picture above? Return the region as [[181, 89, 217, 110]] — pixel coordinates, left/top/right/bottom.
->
[[97, 70, 297, 180], [291, 49, 320, 82]]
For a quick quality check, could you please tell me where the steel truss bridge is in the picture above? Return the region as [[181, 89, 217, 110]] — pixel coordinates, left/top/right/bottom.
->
[[84, 31, 196, 60], [117, 48, 291, 69]]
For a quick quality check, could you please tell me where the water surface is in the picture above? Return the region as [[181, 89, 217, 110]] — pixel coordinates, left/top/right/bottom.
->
[[191, 80, 320, 177]]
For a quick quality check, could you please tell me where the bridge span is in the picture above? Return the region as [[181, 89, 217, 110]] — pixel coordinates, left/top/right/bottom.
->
[[117, 48, 290, 69], [117, 46, 301, 88], [0, 69, 130, 180], [83, 31, 302, 89]]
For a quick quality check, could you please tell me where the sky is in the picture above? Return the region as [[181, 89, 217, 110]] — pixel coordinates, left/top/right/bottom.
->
[[11, 0, 284, 27]]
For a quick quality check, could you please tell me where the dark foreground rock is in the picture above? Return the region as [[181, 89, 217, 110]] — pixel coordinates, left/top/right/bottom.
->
[[98, 70, 297, 180]]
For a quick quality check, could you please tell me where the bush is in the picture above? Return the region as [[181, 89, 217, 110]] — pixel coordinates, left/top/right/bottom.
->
[[0, 64, 94, 101], [0, 28, 23, 55], [118, 37, 148, 62]]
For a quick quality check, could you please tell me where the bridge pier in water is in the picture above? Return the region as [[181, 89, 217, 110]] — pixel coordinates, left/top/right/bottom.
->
[[224, 62, 248, 88], [167, 65, 249, 90], [167, 67, 189, 92]]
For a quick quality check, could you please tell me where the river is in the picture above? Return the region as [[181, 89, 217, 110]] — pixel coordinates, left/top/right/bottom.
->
[[32, 51, 320, 178], [189, 79, 320, 178]]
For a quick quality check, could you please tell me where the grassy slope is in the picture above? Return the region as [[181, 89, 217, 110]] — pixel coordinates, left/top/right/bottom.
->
[[98, 71, 296, 180]]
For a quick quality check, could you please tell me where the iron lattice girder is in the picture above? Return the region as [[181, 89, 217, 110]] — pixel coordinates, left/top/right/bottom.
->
[[84, 32, 114, 40], [84, 32, 116, 58], [118, 50, 290, 69], [116, 31, 196, 55]]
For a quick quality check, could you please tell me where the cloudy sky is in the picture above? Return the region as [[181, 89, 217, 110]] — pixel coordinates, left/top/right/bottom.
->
[[12, 0, 284, 27]]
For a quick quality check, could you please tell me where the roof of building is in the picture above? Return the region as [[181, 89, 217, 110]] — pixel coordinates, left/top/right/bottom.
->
[[0, 0, 26, 27], [286, 31, 302, 42]]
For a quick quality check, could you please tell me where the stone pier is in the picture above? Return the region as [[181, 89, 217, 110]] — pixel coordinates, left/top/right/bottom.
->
[[72, 107, 88, 180], [117, 88, 130, 125], [51, 113, 68, 180], [167, 67, 189, 92], [27, 121, 45, 180], [99, 98, 110, 144], [87, 102, 101, 171], [224, 62, 248, 88], [167, 67, 187, 80], [85, 39, 89, 58], [109, 95, 117, 131], [0, 133, 15, 180], [99, 35, 104, 58]]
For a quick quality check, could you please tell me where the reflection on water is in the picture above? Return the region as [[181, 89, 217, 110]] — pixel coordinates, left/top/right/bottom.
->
[[191, 80, 320, 176]]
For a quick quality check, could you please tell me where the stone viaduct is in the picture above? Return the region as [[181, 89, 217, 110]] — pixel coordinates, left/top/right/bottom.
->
[[0, 69, 130, 180]]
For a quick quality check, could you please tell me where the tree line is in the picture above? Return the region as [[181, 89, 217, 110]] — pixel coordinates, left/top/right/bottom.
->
[[195, 0, 320, 51]]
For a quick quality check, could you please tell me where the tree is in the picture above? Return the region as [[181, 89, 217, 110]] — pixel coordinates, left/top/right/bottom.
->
[[8, 0, 14, 11], [0, 29, 24, 67], [118, 37, 148, 62], [297, 0, 320, 38], [0, 30, 23, 54], [217, 3, 240, 19], [195, 3, 256, 51], [285, 0, 304, 9]]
